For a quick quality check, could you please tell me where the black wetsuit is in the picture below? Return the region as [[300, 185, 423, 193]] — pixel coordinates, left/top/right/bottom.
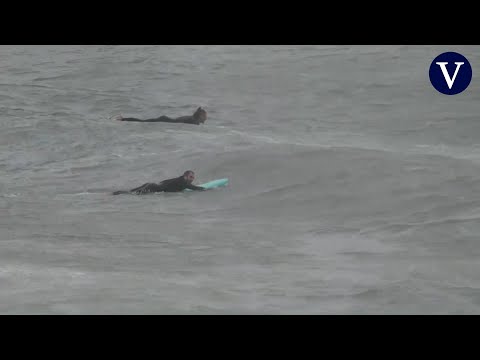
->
[[113, 176, 205, 195], [120, 115, 202, 125]]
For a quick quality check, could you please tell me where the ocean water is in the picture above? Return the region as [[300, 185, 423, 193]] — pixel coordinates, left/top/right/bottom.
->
[[1, 45, 480, 314]]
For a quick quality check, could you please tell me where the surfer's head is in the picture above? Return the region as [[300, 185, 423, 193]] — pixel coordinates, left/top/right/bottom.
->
[[193, 107, 207, 124], [183, 170, 195, 183]]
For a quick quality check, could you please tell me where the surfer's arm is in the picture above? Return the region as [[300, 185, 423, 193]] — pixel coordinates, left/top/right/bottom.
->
[[186, 184, 206, 191]]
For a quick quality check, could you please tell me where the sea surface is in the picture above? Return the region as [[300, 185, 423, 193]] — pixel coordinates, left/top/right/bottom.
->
[[1, 45, 480, 314]]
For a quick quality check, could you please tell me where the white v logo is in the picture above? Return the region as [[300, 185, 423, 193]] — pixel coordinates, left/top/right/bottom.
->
[[436, 62, 464, 89]]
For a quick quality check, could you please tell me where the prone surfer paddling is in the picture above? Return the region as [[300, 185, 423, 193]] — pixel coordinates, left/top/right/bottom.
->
[[115, 107, 207, 125], [113, 170, 205, 195]]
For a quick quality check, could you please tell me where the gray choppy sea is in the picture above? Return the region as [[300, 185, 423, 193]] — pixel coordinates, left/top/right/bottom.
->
[[1, 45, 480, 314]]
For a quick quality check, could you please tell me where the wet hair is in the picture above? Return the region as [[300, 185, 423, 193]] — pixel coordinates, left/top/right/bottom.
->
[[193, 107, 207, 123], [183, 170, 195, 176]]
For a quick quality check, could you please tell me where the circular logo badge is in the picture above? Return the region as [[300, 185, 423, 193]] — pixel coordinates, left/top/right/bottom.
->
[[429, 52, 472, 95]]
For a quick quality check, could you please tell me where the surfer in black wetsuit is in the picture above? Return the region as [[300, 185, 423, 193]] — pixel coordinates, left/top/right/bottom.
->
[[113, 170, 205, 195], [115, 107, 207, 125]]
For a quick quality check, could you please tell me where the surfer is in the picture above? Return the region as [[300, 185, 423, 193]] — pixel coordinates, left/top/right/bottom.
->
[[115, 107, 207, 125], [113, 170, 205, 195]]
